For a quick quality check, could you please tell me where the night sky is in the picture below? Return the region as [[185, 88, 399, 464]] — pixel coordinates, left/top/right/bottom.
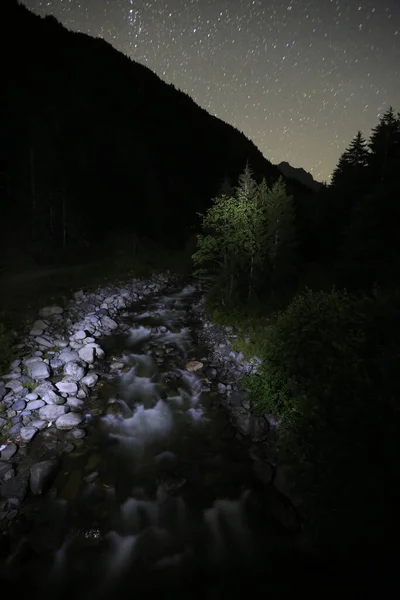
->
[[22, 0, 400, 182]]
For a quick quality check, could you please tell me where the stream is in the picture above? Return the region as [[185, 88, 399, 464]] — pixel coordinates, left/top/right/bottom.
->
[[0, 284, 327, 598]]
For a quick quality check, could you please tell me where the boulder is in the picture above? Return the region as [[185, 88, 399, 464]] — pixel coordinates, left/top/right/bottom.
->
[[27, 360, 51, 380], [20, 427, 38, 443], [63, 361, 86, 382], [30, 460, 59, 495], [55, 413, 84, 430], [39, 405, 69, 421], [55, 381, 78, 395]]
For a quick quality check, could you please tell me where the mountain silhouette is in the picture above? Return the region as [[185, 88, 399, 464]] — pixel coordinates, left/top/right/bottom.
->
[[277, 161, 323, 192]]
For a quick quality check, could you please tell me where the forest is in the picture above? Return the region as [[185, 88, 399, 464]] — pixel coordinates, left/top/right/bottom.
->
[[193, 107, 400, 560]]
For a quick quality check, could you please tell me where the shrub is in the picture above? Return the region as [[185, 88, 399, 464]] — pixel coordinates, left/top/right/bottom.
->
[[246, 287, 400, 555]]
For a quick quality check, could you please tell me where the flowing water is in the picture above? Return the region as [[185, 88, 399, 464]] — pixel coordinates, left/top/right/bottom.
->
[[1, 284, 325, 598]]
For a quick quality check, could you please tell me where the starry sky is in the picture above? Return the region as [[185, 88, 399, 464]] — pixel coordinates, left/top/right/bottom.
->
[[22, 0, 400, 182]]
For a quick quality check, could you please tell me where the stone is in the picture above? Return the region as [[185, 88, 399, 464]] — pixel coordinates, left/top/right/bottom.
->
[[30, 460, 58, 495], [42, 390, 65, 405], [50, 358, 64, 370], [253, 461, 274, 485], [55, 413, 84, 430], [67, 428, 86, 439], [25, 392, 38, 401], [85, 343, 105, 359], [30, 420, 47, 431], [30, 328, 44, 336], [13, 399, 26, 411], [0, 442, 18, 461], [67, 398, 85, 411], [34, 320, 48, 330], [0, 417, 6, 428], [0, 472, 29, 503], [5, 380, 24, 394], [78, 346, 95, 364], [35, 336, 55, 348], [71, 330, 87, 341], [185, 360, 203, 372], [38, 305, 64, 318], [27, 360, 51, 380], [64, 361, 86, 382], [236, 413, 251, 436], [217, 382, 227, 394], [39, 405, 69, 421], [7, 409, 17, 418], [59, 349, 80, 364], [101, 315, 118, 330], [20, 427, 38, 443], [85, 471, 99, 483], [80, 373, 98, 388], [9, 423, 22, 437], [26, 399, 45, 411], [55, 381, 78, 395], [33, 381, 56, 397], [0, 461, 14, 480]]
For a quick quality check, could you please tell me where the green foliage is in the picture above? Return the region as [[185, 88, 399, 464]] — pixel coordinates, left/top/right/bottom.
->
[[192, 167, 296, 301], [245, 287, 400, 553]]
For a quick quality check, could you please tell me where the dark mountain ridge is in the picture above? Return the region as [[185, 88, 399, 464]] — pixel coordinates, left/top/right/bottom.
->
[[277, 161, 324, 192], [1, 0, 310, 264]]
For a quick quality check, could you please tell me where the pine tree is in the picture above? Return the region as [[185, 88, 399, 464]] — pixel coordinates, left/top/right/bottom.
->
[[368, 107, 400, 183], [331, 131, 369, 190]]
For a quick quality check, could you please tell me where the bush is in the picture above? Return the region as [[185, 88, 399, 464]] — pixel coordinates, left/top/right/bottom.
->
[[246, 287, 400, 555]]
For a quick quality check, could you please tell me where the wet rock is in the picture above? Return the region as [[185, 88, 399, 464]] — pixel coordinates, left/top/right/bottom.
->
[[55, 413, 84, 430], [80, 373, 98, 388], [26, 399, 45, 410], [55, 381, 78, 395], [9, 423, 22, 438], [67, 397, 84, 411], [85, 471, 99, 483], [0, 462, 14, 480], [38, 305, 64, 318], [101, 315, 118, 330], [59, 349, 80, 364], [78, 346, 95, 364], [67, 428, 86, 439], [42, 390, 65, 405], [253, 460, 274, 485], [185, 360, 203, 372], [39, 405, 69, 421], [30, 460, 58, 495], [34, 320, 48, 331], [0, 417, 6, 429], [85, 343, 105, 359], [0, 472, 29, 503], [0, 442, 18, 461], [20, 427, 38, 443], [64, 361, 86, 382]]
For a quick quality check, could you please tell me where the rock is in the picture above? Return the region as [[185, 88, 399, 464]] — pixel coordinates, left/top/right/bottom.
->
[[30, 420, 47, 431], [13, 399, 26, 411], [236, 413, 251, 435], [9, 423, 22, 438], [25, 392, 38, 401], [38, 305, 64, 318], [59, 349, 80, 364], [30, 328, 43, 336], [253, 461, 274, 485], [185, 360, 203, 372], [55, 381, 78, 395], [7, 409, 17, 418], [80, 373, 98, 388], [42, 390, 65, 405], [5, 380, 24, 394], [67, 428, 86, 439], [30, 460, 58, 495], [33, 381, 56, 397], [55, 413, 84, 430], [85, 343, 105, 359], [27, 360, 51, 380], [0, 417, 6, 428], [78, 346, 95, 364], [0, 472, 29, 503], [205, 366, 218, 380], [101, 315, 118, 331], [0, 461, 14, 480], [26, 399, 45, 411], [35, 336, 55, 348], [67, 398, 84, 411], [0, 442, 18, 461], [71, 330, 87, 341], [85, 471, 99, 483], [39, 405, 69, 421], [64, 361, 86, 382], [34, 320, 48, 330], [20, 427, 38, 443], [217, 382, 227, 394]]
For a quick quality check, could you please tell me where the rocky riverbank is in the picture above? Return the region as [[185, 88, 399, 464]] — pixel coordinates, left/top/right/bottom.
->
[[0, 273, 172, 528]]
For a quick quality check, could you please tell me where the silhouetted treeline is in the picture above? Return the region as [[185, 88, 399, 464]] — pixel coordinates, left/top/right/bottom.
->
[[301, 107, 400, 291], [1, 0, 312, 269]]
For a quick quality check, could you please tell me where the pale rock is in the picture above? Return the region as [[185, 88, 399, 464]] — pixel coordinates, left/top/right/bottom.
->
[[64, 361, 86, 382], [20, 426, 38, 443], [55, 381, 78, 395], [30, 420, 47, 431], [101, 315, 118, 330], [25, 393, 38, 401], [67, 397, 85, 411], [80, 373, 98, 388], [26, 400, 45, 410], [27, 360, 51, 380], [42, 390, 65, 405], [55, 413, 84, 430], [39, 405, 69, 421], [59, 350, 80, 364], [78, 346, 95, 364]]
